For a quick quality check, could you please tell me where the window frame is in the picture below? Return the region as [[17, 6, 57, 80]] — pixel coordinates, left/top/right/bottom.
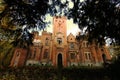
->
[[84, 52, 91, 60]]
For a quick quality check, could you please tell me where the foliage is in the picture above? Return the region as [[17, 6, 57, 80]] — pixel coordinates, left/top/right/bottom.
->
[[0, 66, 116, 80], [69, 0, 120, 45], [0, 0, 120, 46], [0, 0, 48, 28], [0, 0, 49, 47], [0, 41, 15, 67]]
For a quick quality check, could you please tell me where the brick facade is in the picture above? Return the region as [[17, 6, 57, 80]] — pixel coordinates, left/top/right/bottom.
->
[[10, 16, 111, 67]]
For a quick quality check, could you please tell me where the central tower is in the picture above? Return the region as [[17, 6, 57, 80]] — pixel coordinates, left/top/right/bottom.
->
[[52, 16, 68, 67]]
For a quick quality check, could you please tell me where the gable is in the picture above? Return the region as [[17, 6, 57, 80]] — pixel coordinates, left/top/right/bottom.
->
[[67, 33, 76, 42]]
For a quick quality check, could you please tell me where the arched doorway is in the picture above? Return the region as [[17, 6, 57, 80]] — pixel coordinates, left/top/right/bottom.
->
[[57, 53, 63, 68], [102, 53, 106, 63]]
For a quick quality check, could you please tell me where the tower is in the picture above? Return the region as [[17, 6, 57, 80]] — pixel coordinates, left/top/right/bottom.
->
[[52, 16, 68, 67]]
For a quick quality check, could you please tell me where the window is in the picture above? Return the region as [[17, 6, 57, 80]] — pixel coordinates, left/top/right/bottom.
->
[[85, 53, 88, 59], [88, 53, 91, 60], [16, 51, 20, 57], [87, 42, 89, 47], [33, 48, 36, 59], [14, 60, 18, 67], [57, 38, 62, 45], [101, 49, 104, 52], [85, 52, 91, 60], [28, 52, 32, 59], [102, 53, 106, 62], [45, 38, 49, 46], [82, 41, 88, 47], [70, 43, 74, 49], [82, 41, 85, 47], [14, 51, 21, 67], [34, 42, 40, 46], [70, 53, 75, 59], [43, 49, 49, 59]]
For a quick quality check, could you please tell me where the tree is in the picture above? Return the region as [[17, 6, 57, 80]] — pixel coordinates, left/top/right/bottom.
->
[[0, 0, 50, 47], [69, 0, 120, 45], [0, 0, 120, 46], [0, 0, 69, 47]]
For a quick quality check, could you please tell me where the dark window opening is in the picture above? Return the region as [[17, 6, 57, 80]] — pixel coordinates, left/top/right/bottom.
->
[[101, 49, 104, 51], [57, 38, 62, 44], [28, 63, 31, 66], [45, 38, 49, 46], [102, 53, 106, 63], [43, 49, 49, 59], [85, 53, 88, 59]]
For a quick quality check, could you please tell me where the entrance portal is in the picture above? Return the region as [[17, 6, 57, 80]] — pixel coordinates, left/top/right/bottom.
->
[[57, 53, 63, 68]]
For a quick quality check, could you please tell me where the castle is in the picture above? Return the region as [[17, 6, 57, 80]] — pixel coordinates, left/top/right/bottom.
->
[[10, 16, 111, 67]]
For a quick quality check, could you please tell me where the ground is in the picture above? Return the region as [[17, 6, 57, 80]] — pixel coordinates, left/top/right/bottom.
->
[[0, 66, 119, 80]]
